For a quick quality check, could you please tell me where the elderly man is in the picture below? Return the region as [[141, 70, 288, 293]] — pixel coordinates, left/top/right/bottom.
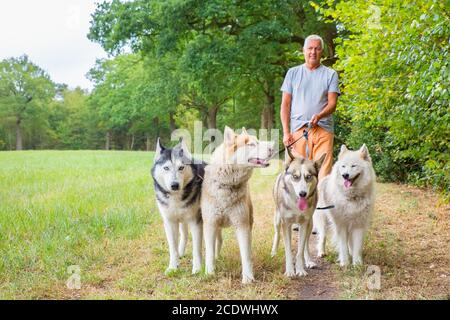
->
[[280, 34, 340, 180]]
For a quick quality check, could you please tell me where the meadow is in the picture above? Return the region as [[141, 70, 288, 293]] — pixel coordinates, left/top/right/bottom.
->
[[0, 151, 448, 299]]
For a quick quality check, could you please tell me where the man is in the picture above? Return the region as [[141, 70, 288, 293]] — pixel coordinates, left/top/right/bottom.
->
[[280, 34, 340, 180]]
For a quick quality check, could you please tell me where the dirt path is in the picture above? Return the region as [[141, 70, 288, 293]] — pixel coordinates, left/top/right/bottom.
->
[[281, 227, 340, 299], [295, 233, 340, 299]]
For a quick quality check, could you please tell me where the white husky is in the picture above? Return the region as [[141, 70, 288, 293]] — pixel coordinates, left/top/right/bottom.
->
[[314, 144, 376, 266]]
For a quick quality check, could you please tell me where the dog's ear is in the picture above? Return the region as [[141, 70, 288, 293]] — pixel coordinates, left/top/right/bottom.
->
[[359, 144, 371, 162], [154, 138, 165, 163], [283, 147, 295, 170], [224, 126, 235, 146], [338, 144, 348, 159], [179, 137, 192, 161], [241, 127, 248, 136], [314, 153, 327, 173]]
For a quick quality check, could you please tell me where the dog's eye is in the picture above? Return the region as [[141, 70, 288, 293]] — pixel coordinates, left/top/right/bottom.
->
[[351, 165, 357, 168], [178, 166, 184, 171], [248, 142, 256, 147], [306, 174, 312, 180], [292, 175, 300, 180], [341, 165, 346, 168], [163, 166, 170, 171]]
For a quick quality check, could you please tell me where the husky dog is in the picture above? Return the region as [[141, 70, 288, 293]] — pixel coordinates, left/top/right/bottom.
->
[[151, 138, 206, 274], [314, 144, 376, 266], [271, 150, 326, 277], [201, 126, 274, 284]]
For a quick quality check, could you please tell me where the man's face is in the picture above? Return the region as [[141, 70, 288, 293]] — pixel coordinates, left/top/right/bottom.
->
[[304, 39, 323, 65]]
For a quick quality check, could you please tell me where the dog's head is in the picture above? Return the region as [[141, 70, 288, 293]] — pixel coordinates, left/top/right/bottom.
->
[[336, 144, 373, 190], [218, 126, 275, 167], [283, 151, 326, 211], [152, 137, 194, 192]]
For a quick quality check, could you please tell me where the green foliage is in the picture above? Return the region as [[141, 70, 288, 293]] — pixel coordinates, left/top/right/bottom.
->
[[318, 0, 449, 194], [0, 55, 55, 149]]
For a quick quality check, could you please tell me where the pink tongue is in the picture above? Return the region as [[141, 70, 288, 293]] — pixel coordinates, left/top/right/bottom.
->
[[344, 179, 352, 189], [297, 197, 308, 211]]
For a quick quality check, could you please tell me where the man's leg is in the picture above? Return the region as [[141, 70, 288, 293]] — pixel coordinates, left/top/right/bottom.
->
[[311, 127, 334, 180]]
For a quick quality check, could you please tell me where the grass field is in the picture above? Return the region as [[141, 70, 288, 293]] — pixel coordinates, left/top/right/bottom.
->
[[0, 151, 448, 299]]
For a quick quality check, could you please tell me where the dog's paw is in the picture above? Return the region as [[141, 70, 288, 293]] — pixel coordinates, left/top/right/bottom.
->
[[271, 250, 277, 258], [284, 269, 296, 278], [165, 267, 178, 275], [305, 260, 317, 269], [295, 268, 308, 277], [192, 265, 202, 275], [317, 251, 326, 258], [205, 265, 215, 276], [242, 274, 255, 284]]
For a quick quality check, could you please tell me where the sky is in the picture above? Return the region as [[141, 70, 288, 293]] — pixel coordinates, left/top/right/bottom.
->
[[0, 0, 110, 90]]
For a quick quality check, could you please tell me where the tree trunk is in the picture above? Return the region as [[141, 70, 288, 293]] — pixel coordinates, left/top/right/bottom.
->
[[105, 131, 111, 150], [169, 112, 177, 132], [153, 117, 160, 139], [130, 134, 135, 150], [15, 118, 23, 150], [207, 106, 219, 129], [266, 93, 275, 131], [261, 107, 268, 130], [146, 136, 150, 151]]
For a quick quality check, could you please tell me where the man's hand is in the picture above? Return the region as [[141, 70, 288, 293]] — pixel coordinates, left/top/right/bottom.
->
[[283, 132, 294, 146], [311, 114, 321, 127]]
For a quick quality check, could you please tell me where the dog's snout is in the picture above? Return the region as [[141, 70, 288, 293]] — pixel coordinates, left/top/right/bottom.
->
[[342, 173, 350, 180], [299, 191, 307, 198], [171, 182, 180, 191]]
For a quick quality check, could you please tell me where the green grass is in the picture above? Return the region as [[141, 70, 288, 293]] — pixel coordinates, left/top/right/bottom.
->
[[0, 151, 156, 299], [1, 151, 448, 299], [0, 150, 290, 299]]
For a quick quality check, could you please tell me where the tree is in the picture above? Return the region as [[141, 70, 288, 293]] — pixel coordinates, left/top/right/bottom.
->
[[317, 0, 449, 194], [0, 55, 55, 150], [88, 0, 337, 131]]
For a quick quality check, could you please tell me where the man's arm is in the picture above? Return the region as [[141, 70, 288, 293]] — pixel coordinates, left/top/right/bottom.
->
[[311, 92, 338, 126], [280, 92, 293, 145]]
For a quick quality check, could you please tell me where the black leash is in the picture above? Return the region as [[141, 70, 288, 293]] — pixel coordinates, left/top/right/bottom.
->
[[275, 122, 312, 159], [316, 205, 335, 210]]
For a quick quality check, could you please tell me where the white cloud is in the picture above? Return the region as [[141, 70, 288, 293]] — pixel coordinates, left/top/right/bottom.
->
[[0, 0, 109, 90]]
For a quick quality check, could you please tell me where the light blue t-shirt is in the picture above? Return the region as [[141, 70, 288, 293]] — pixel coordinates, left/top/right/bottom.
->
[[280, 64, 340, 133]]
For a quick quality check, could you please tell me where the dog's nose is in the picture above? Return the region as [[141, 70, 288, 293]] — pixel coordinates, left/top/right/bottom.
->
[[171, 183, 180, 191], [342, 173, 350, 180], [299, 191, 307, 198]]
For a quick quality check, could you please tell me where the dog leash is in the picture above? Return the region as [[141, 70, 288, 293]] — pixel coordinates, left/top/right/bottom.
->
[[276, 122, 312, 159], [316, 205, 335, 210]]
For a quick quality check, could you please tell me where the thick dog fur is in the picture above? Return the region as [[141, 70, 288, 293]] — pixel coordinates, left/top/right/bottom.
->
[[201, 126, 274, 284], [151, 138, 206, 274], [314, 144, 376, 266], [271, 151, 326, 277]]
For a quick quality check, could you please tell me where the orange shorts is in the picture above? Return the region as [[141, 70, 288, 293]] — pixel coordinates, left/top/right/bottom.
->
[[290, 125, 334, 180]]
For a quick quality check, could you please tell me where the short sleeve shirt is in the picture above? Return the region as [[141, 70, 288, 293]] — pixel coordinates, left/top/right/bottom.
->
[[280, 64, 340, 133]]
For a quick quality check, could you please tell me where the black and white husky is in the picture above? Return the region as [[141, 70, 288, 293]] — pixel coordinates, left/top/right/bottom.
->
[[151, 138, 206, 274]]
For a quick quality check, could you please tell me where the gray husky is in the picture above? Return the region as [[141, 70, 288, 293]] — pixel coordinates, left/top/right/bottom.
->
[[151, 138, 206, 274], [271, 150, 326, 277]]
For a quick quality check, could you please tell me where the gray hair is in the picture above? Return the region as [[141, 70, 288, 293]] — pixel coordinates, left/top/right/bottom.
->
[[304, 35, 324, 49]]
